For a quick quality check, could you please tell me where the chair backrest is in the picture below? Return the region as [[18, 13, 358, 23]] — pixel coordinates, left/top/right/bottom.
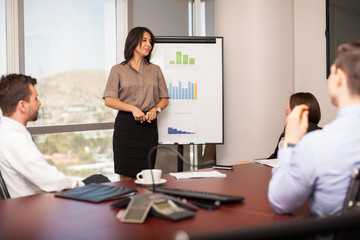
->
[[184, 168, 360, 240], [342, 168, 360, 213], [0, 170, 10, 200], [183, 210, 360, 240], [334, 168, 360, 240]]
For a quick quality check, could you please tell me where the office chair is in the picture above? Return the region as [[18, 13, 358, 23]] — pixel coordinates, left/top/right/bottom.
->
[[180, 210, 360, 240], [0, 170, 10, 200], [181, 169, 360, 240], [333, 168, 360, 240], [342, 168, 360, 213]]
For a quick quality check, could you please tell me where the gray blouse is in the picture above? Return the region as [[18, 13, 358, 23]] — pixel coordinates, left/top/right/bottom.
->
[[103, 60, 169, 111]]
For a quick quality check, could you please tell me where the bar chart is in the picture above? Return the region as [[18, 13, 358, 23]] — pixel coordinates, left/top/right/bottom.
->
[[152, 37, 223, 144], [168, 127, 195, 135], [162, 112, 197, 137], [169, 51, 196, 65], [167, 81, 197, 100]]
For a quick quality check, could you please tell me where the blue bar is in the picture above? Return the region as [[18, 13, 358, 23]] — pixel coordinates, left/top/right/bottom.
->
[[188, 81, 191, 99], [167, 81, 198, 100], [168, 127, 196, 134], [190, 82, 193, 99], [169, 83, 172, 99]]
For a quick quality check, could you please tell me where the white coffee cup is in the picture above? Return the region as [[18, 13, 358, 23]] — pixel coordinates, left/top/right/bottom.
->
[[136, 169, 162, 183]]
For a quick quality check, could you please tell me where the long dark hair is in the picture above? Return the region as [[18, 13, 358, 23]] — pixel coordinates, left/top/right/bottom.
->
[[121, 27, 155, 65], [289, 92, 321, 124]]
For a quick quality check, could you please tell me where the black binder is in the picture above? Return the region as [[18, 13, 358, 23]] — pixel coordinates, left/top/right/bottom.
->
[[55, 183, 137, 203]]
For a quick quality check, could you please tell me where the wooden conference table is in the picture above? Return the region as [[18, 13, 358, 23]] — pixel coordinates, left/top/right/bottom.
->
[[0, 163, 309, 240]]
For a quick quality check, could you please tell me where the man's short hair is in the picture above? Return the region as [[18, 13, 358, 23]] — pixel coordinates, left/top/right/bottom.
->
[[0, 74, 37, 116], [334, 40, 360, 96]]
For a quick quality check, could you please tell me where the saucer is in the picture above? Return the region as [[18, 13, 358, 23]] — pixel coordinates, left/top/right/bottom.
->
[[134, 178, 167, 186]]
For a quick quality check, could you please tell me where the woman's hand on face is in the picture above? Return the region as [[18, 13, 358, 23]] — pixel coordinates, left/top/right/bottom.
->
[[145, 109, 157, 123], [132, 108, 146, 123]]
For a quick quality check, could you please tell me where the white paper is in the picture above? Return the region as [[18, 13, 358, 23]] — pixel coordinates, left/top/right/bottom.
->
[[169, 170, 226, 180], [251, 159, 278, 168]]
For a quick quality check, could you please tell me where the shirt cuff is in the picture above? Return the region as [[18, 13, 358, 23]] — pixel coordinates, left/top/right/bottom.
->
[[277, 147, 295, 167], [77, 180, 85, 188]]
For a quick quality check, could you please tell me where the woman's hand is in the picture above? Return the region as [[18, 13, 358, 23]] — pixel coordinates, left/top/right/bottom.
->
[[132, 107, 146, 123], [145, 108, 157, 123]]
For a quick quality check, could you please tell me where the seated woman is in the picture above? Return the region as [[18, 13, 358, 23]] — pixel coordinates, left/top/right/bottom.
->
[[268, 92, 321, 159]]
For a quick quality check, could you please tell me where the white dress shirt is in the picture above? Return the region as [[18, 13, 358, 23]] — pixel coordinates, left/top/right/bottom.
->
[[268, 104, 360, 217], [0, 116, 84, 198]]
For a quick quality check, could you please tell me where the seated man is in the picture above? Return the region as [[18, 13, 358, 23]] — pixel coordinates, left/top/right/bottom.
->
[[0, 74, 109, 198], [268, 40, 360, 218]]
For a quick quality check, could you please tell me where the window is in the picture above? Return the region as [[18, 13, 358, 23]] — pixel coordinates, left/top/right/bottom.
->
[[0, 0, 6, 76], [23, 0, 118, 180], [326, 0, 360, 76], [33, 129, 116, 181], [24, 0, 117, 126], [188, 0, 215, 37], [3, 0, 215, 180]]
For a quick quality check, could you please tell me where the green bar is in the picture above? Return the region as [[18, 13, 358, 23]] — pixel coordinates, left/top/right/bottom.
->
[[189, 58, 195, 65], [169, 60, 175, 64], [176, 51, 182, 64], [183, 55, 188, 64]]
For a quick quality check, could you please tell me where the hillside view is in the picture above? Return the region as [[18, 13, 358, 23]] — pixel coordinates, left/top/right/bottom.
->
[[29, 69, 116, 125], [30, 70, 118, 181]]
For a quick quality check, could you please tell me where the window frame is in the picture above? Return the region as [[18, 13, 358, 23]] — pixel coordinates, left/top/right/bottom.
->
[[6, 0, 128, 135], [5, 0, 207, 136]]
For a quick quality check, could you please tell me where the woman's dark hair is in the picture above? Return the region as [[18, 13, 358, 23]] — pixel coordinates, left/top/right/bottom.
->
[[289, 92, 321, 124], [121, 26, 155, 65]]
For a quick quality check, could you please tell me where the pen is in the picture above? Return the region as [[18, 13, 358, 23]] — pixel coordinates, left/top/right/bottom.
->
[[212, 165, 234, 170]]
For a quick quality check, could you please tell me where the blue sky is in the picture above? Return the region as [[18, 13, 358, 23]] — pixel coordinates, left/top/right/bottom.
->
[[24, 0, 116, 78]]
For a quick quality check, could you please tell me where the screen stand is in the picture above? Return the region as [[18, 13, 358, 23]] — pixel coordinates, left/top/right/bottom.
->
[[177, 145, 183, 172]]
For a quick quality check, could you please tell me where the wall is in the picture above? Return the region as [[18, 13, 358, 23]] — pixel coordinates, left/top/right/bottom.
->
[[215, 0, 332, 164], [205, 0, 215, 36], [215, 0, 295, 164], [131, 0, 188, 36], [294, 0, 336, 127]]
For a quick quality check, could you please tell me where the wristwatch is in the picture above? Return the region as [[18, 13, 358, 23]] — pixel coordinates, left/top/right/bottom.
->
[[278, 138, 296, 149], [156, 107, 161, 113]]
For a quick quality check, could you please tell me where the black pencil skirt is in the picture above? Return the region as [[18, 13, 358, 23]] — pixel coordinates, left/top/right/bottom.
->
[[113, 111, 158, 178]]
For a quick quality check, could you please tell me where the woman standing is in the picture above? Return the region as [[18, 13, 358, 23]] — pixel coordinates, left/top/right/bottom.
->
[[103, 27, 169, 178]]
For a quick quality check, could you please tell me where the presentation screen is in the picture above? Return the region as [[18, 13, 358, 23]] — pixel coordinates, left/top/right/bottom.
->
[[151, 37, 223, 144]]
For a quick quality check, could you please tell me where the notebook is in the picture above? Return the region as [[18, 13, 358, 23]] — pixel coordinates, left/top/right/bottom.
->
[[55, 183, 137, 203]]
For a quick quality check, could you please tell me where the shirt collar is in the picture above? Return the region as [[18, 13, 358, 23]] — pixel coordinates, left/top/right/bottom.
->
[[1, 116, 27, 131], [127, 58, 147, 72], [336, 104, 360, 119]]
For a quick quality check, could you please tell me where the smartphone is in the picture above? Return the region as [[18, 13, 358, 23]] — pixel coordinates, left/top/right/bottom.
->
[[212, 165, 234, 170], [193, 201, 221, 210]]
